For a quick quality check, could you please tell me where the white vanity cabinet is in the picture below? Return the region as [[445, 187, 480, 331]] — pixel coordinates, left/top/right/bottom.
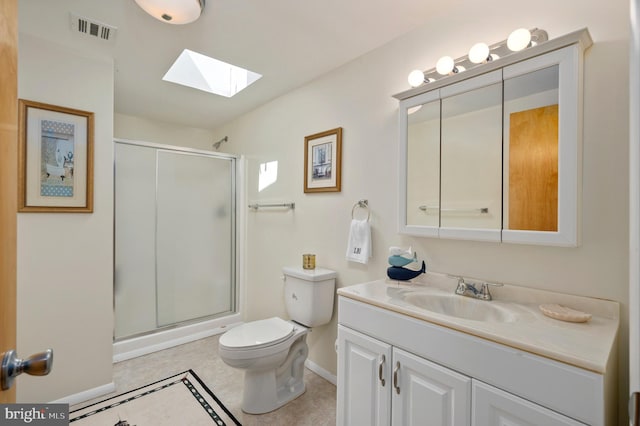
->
[[336, 292, 615, 425], [337, 325, 471, 426]]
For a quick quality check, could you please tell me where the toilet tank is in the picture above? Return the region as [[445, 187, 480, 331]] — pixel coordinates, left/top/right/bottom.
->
[[283, 266, 337, 327]]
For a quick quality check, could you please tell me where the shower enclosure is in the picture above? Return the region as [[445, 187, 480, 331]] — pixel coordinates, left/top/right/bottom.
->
[[113, 139, 240, 353]]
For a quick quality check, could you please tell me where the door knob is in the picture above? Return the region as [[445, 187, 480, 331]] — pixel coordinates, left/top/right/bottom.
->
[[1, 349, 53, 390]]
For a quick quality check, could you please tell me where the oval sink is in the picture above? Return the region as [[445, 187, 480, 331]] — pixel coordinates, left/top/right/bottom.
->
[[403, 293, 518, 323]]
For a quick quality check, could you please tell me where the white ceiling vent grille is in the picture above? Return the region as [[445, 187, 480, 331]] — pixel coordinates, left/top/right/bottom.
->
[[70, 13, 117, 42]]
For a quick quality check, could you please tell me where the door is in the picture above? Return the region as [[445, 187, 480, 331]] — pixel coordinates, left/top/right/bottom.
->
[[0, 0, 18, 404], [391, 347, 471, 426], [337, 325, 391, 426]]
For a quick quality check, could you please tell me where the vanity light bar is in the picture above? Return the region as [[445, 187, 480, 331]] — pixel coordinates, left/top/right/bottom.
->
[[407, 28, 548, 88]]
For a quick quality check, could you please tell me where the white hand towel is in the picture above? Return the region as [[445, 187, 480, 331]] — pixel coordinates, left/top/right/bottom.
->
[[346, 219, 372, 264]]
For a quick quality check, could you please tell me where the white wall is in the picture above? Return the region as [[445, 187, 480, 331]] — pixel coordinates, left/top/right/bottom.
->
[[17, 34, 114, 401], [114, 113, 215, 149], [211, 0, 630, 422]]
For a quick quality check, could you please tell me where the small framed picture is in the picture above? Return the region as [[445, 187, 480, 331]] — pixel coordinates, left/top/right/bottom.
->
[[304, 127, 342, 193], [18, 99, 94, 212]]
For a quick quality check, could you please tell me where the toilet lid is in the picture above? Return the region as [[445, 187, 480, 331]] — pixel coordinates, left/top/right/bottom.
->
[[219, 317, 295, 350]]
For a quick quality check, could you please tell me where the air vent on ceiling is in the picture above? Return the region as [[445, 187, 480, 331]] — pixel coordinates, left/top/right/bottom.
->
[[70, 13, 117, 42]]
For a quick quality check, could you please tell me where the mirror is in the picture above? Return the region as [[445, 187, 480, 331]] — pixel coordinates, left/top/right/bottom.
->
[[440, 79, 502, 235], [397, 31, 588, 246], [406, 99, 440, 227], [503, 65, 559, 232]]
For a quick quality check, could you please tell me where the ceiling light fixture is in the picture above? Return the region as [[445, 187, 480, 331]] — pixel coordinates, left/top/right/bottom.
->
[[406, 28, 547, 89], [134, 0, 205, 25]]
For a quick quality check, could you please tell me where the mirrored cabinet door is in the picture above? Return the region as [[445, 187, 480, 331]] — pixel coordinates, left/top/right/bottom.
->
[[502, 45, 580, 246], [406, 99, 440, 228], [503, 65, 559, 233], [399, 89, 441, 237], [440, 70, 502, 241]]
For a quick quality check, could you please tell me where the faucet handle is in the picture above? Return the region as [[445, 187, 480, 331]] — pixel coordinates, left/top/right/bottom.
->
[[452, 276, 466, 294], [479, 282, 503, 300]]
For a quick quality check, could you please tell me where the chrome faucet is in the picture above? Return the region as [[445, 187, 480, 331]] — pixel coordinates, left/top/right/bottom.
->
[[454, 277, 503, 301]]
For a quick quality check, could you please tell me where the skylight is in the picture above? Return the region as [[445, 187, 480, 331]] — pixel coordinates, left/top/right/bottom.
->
[[163, 49, 262, 98]]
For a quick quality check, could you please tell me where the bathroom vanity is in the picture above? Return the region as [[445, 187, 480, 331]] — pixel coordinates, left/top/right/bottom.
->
[[336, 273, 618, 425]]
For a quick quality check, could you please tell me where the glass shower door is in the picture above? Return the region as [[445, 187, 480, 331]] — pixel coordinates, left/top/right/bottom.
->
[[155, 150, 235, 327], [114, 141, 236, 340]]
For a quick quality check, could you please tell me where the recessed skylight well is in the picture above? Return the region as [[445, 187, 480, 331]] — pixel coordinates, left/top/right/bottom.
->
[[163, 49, 261, 98]]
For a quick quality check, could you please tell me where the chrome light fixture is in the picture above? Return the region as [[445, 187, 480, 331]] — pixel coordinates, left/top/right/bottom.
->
[[134, 0, 205, 25], [406, 28, 548, 88]]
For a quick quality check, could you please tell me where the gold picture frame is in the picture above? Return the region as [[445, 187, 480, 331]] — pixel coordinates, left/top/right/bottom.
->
[[18, 99, 94, 212], [304, 127, 342, 193]]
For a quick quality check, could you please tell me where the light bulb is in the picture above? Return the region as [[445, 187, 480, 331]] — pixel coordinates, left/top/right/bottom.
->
[[408, 70, 426, 87], [507, 28, 532, 52], [436, 56, 455, 75], [468, 42, 490, 64]]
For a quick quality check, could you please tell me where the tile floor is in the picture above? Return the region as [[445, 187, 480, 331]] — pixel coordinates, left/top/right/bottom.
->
[[73, 334, 337, 425]]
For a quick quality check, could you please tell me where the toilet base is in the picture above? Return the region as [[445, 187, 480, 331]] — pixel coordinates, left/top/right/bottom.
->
[[241, 338, 309, 414], [241, 371, 306, 414]]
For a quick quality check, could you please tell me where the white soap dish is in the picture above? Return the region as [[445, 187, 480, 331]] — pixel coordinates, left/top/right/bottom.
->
[[539, 304, 592, 323]]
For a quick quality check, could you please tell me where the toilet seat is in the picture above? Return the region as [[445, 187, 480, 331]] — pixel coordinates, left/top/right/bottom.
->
[[219, 317, 296, 351]]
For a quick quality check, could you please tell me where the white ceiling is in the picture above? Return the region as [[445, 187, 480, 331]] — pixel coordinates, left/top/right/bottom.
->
[[18, 0, 443, 130]]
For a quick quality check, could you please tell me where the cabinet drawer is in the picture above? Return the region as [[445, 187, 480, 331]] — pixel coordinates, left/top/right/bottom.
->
[[472, 380, 586, 425]]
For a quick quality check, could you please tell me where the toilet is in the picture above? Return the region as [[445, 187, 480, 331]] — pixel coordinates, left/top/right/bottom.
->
[[218, 266, 337, 414]]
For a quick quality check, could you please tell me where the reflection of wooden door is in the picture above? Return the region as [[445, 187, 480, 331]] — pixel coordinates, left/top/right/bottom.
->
[[509, 105, 558, 231], [0, 0, 18, 404]]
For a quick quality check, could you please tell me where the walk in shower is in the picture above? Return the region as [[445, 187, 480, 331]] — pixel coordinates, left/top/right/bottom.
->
[[113, 139, 241, 360]]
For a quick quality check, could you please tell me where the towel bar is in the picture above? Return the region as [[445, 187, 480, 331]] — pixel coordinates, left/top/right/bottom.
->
[[248, 202, 295, 210], [419, 205, 489, 214]]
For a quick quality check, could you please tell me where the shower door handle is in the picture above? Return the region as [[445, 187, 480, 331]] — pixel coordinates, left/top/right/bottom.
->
[[1, 348, 53, 390]]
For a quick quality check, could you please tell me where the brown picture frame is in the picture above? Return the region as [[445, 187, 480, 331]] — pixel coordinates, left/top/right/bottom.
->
[[304, 127, 342, 193], [18, 99, 94, 212]]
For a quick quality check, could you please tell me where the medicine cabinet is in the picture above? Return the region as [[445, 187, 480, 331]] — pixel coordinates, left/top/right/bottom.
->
[[396, 29, 592, 246]]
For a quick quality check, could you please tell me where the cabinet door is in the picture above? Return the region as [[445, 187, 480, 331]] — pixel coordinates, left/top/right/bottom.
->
[[439, 69, 503, 242], [392, 347, 471, 426], [501, 44, 581, 246], [337, 325, 391, 426], [472, 380, 586, 426]]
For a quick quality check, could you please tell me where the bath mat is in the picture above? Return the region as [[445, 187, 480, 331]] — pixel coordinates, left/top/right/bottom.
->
[[70, 370, 241, 425]]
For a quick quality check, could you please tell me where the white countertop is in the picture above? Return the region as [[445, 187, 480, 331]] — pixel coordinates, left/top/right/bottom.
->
[[337, 272, 619, 373]]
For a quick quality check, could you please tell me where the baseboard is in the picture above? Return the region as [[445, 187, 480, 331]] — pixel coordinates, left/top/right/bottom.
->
[[305, 359, 337, 386], [50, 382, 116, 406]]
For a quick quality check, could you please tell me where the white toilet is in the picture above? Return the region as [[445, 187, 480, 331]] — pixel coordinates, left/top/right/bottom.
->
[[218, 266, 337, 414]]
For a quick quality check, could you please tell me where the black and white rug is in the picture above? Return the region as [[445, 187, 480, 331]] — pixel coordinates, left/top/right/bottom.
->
[[70, 370, 241, 425]]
